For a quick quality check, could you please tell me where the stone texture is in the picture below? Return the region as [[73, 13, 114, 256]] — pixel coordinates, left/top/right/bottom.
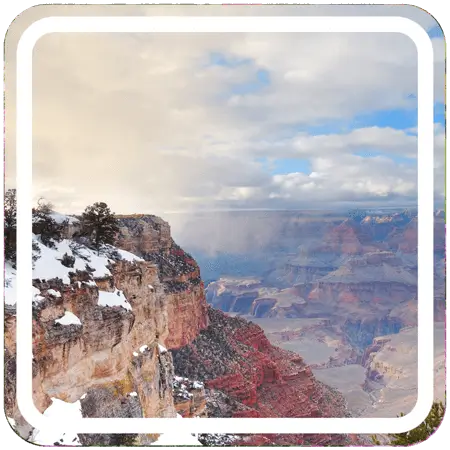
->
[[4, 215, 208, 442], [172, 307, 355, 446]]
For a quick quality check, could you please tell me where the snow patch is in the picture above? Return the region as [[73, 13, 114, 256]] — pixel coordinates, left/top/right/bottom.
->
[[158, 344, 167, 354], [33, 237, 112, 284], [55, 311, 82, 326], [5, 264, 45, 306], [32, 398, 82, 446], [129, 392, 138, 397], [47, 289, 61, 298], [31, 286, 45, 303], [5, 264, 17, 306], [115, 248, 144, 263], [49, 212, 79, 225], [139, 345, 148, 353], [133, 352, 139, 357], [98, 289, 132, 311]]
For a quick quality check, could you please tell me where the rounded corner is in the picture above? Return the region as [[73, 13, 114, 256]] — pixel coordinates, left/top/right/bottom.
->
[[16, 392, 48, 436], [393, 396, 441, 436], [4, 5, 49, 49], [15, 15, 58, 59], [389, 15, 436, 58], [2, 409, 35, 447], [404, 4, 446, 42]]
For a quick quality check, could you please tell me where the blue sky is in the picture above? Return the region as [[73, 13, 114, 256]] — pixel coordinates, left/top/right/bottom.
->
[[207, 42, 443, 181], [27, 10, 445, 214]]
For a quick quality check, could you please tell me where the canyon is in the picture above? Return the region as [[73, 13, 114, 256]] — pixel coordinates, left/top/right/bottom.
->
[[4, 213, 366, 447], [175, 209, 445, 423]]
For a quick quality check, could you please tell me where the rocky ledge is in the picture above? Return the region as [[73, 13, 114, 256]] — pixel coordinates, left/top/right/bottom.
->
[[172, 307, 356, 446], [4, 213, 359, 447]]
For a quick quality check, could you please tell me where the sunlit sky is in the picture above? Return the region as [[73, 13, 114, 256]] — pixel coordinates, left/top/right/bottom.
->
[[5, 5, 445, 215]]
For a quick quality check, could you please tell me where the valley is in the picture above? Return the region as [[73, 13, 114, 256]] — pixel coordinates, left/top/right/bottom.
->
[[4, 207, 445, 446], [173, 208, 445, 421]]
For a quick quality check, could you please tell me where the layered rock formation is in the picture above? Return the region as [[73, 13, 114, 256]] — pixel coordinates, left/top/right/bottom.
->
[[207, 251, 417, 343], [5, 213, 359, 446], [361, 323, 445, 418], [5, 215, 208, 444], [172, 308, 354, 446]]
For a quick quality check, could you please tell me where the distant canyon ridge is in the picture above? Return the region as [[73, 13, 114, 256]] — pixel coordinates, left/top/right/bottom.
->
[[173, 209, 445, 419]]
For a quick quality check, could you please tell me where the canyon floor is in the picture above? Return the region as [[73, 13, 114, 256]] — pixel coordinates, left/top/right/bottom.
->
[[175, 209, 445, 423], [246, 318, 445, 419]]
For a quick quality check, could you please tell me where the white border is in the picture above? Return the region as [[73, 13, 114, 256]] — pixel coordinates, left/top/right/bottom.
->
[[16, 15, 434, 435]]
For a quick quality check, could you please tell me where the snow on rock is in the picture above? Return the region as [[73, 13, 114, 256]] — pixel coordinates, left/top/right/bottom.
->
[[158, 344, 167, 354], [80, 393, 87, 400], [32, 398, 82, 446], [115, 248, 144, 263], [173, 377, 203, 401], [139, 345, 148, 353], [133, 352, 139, 357], [148, 284, 154, 290], [47, 289, 61, 298], [55, 311, 82, 326], [33, 237, 112, 284], [49, 212, 80, 225], [98, 289, 132, 311], [5, 264, 17, 306], [5, 264, 45, 306], [33, 287, 45, 304], [129, 392, 138, 397]]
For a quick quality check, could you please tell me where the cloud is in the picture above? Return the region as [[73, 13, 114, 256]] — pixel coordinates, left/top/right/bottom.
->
[[4, 5, 443, 215]]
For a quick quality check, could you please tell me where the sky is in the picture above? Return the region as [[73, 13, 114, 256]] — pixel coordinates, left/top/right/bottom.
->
[[4, 4, 446, 215]]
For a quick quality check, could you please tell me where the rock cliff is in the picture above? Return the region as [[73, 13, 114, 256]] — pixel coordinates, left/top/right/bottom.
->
[[361, 324, 445, 418], [4, 213, 356, 446], [207, 251, 417, 339], [172, 308, 354, 446], [5, 215, 208, 444]]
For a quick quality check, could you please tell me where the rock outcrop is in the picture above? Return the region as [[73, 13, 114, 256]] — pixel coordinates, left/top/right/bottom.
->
[[4, 215, 208, 444], [207, 251, 417, 339], [172, 308, 354, 446], [4, 213, 359, 447], [361, 323, 445, 418]]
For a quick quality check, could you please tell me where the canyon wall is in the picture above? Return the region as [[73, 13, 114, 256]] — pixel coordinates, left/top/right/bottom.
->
[[172, 308, 355, 446], [5, 215, 208, 444], [5, 214, 357, 446]]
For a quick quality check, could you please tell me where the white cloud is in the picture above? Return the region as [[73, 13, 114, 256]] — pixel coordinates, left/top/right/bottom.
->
[[4, 5, 443, 213]]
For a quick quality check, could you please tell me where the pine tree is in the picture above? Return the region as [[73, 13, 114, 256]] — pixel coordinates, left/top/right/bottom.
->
[[80, 202, 119, 251], [372, 401, 445, 446], [4, 189, 17, 265], [32, 198, 65, 247]]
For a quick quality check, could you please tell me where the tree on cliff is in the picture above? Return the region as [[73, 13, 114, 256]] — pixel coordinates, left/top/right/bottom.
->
[[32, 198, 66, 247], [80, 202, 119, 251], [371, 401, 445, 446], [4, 189, 17, 264]]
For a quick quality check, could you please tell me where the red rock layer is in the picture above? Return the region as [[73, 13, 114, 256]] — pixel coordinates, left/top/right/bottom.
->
[[172, 308, 354, 446]]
